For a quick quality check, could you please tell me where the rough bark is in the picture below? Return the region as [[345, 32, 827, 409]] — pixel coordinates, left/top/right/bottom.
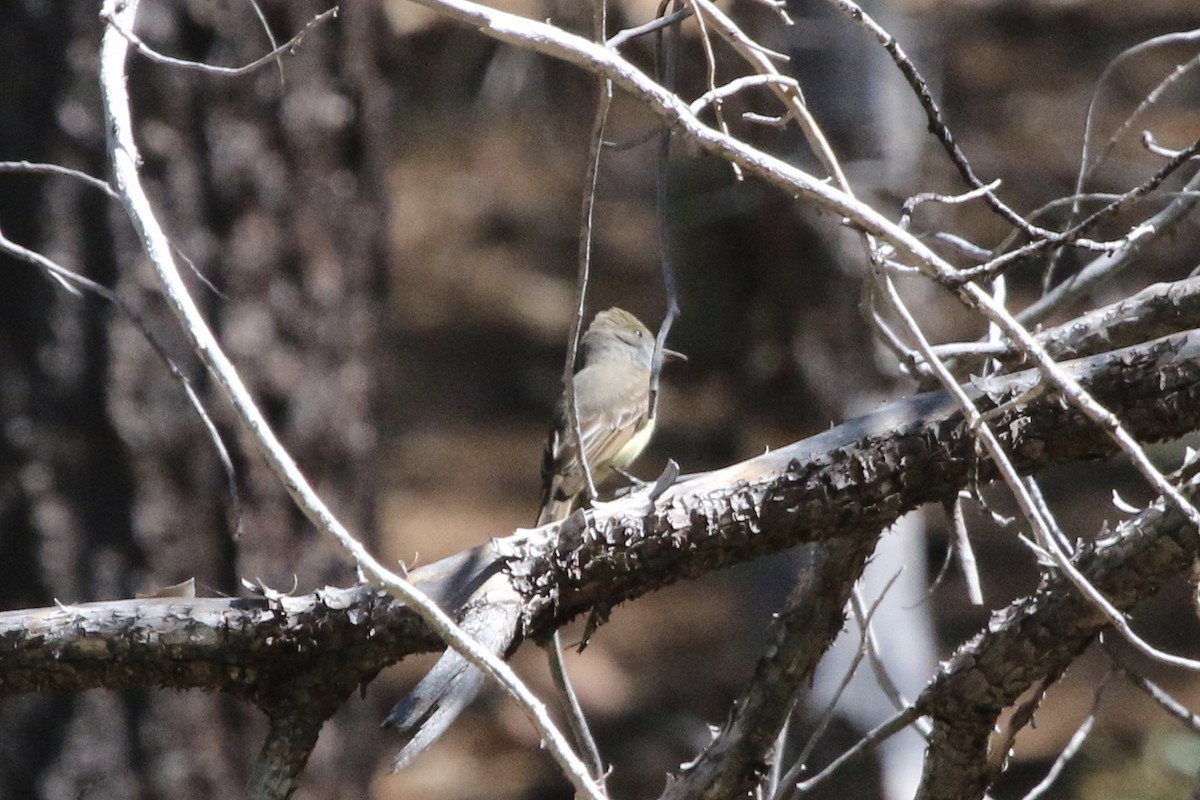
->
[[5, 332, 1200, 711]]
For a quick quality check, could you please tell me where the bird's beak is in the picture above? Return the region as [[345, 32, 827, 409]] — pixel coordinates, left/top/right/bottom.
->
[[662, 347, 687, 362]]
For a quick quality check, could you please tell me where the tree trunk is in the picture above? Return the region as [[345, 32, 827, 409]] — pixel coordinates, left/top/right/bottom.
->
[[0, 2, 394, 797]]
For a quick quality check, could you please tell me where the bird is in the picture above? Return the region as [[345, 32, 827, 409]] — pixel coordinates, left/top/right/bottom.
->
[[384, 308, 681, 770], [538, 307, 683, 526]]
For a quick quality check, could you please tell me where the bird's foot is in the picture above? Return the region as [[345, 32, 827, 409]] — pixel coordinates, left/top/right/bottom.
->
[[588, 460, 680, 520]]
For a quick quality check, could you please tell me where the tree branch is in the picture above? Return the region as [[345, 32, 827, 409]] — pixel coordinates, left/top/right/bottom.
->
[[915, 474, 1200, 800], [6, 331, 1200, 721], [660, 539, 866, 800]]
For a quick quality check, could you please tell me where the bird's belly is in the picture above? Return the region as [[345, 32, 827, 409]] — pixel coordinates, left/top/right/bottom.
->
[[610, 417, 656, 472]]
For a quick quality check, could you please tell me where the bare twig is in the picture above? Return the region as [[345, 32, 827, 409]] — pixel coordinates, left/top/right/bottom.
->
[[100, 5, 338, 77], [607, 7, 693, 49], [0, 227, 242, 538], [899, 181, 1003, 231], [688, 74, 802, 116], [850, 582, 930, 734], [1019, 167, 1200, 325], [565, 0, 616, 506], [1020, 670, 1109, 800], [1143, 130, 1200, 161], [947, 498, 983, 606], [789, 707, 924, 797], [538, 1, 620, 782], [543, 635, 606, 781], [0, 160, 118, 199], [1074, 30, 1200, 202], [822, 0, 1057, 240], [775, 571, 906, 800], [243, 0, 286, 87], [681, 0, 743, 180], [1112, 649, 1200, 733], [767, 716, 790, 799], [650, 0, 681, 421]]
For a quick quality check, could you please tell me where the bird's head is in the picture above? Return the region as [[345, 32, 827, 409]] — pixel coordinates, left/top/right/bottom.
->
[[581, 308, 684, 368]]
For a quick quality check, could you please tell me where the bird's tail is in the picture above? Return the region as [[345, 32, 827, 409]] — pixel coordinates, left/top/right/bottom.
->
[[383, 571, 523, 770], [386, 481, 574, 767]]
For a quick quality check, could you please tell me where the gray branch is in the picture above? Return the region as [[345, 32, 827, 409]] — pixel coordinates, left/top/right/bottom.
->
[[3, 332, 1200, 797], [915, 477, 1200, 800]]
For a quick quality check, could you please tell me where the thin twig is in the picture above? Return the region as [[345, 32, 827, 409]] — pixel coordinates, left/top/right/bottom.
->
[[1074, 31, 1200, 206], [0, 160, 119, 199], [688, 74, 802, 116], [766, 716, 790, 799], [1144, 131, 1200, 161], [1111, 647, 1200, 732], [1020, 669, 1109, 800], [0, 227, 243, 539], [788, 707, 923, 797], [947, 497, 983, 606], [607, 6, 693, 49], [822, 0, 1055, 239], [543, 636, 606, 780], [899, 180, 1002, 231], [244, 0, 286, 87], [1019, 167, 1200, 325], [850, 582, 929, 734], [538, 2, 619, 783], [1047, 30, 1200, 288], [100, 5, 338, 77], [775, 572, 904, 800], [567, 0, 615, 509], [650, 0, 681, 421], [682, 0, 743, 180]]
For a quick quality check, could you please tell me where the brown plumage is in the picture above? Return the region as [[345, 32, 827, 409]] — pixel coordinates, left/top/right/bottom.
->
[[537, 308, 662, 526]]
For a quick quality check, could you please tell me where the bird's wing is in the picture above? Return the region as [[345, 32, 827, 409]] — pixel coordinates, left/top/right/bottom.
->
[[537, 369, 650, 525], [577, 398, 649, 475]]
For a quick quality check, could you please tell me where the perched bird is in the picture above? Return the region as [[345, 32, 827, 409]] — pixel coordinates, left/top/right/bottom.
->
[[385, 308, 681, 769], [538, 307, 682, 525]]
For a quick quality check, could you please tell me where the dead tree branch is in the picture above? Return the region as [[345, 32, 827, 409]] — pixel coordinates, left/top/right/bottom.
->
[[5, 331, 1200, 790], [915, 475, 1200, 800]]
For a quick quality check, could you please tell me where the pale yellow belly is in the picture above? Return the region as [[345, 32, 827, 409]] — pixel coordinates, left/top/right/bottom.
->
[[609, 417, 656, 473]]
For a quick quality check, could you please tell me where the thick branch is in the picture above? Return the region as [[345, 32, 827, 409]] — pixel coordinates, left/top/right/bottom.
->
[[1028, 276, 1200, 363], [660, 540, 865, 800], [0, 586, 439, 699], [249, 701, 345, 800], [4, 332, 1200, 706], [935, 276, 1200, 379], [507, 331, 1200, 632], [915, 480, 1200, 800]]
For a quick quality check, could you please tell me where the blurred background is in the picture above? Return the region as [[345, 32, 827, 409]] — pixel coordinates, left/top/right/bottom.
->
[[1, 0, 1200, 798]]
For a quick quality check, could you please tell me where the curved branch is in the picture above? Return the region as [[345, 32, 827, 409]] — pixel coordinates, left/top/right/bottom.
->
[[5, 331, 1200, 707], [915, 479, 1200, 800], [660, 539, 865, 800]]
